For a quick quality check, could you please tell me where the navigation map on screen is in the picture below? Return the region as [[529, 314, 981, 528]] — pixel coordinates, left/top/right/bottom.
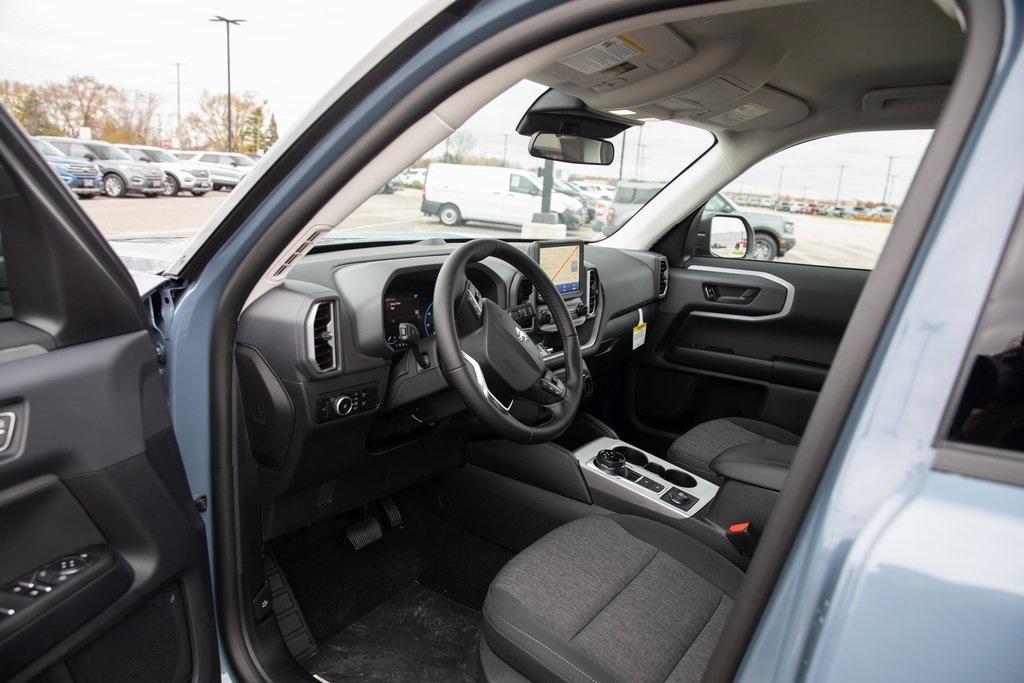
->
[[538, 244, 582, 295]]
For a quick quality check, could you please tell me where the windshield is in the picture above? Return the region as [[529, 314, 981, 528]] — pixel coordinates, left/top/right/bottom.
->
[[143, 147, 179, 163], [327, 80, 713, 245], [87, 143, 132, 161], [229, 154, 255, 167], [32, 138, 64, 157]]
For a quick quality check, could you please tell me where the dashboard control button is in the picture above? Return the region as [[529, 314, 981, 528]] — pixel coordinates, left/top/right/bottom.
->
[[332, 395, 354, 416]]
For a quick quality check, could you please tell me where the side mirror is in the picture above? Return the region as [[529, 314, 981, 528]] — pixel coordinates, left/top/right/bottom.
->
[[230, 161, 240, 167], [83, 153, 96, 161], [708, 214, 754, 259], [528, 132, 614, 165]]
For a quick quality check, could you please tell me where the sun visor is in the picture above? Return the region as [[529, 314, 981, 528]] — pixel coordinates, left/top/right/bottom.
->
[[541, 26, 695, 95], [682, 85, 810, 132]]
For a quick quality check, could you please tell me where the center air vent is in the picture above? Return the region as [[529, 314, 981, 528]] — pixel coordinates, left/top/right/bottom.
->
[[307, 300, 337, 372], [586, 268, 600, 316], [517, 277, 533, 305], [657, 257, 669, 298]]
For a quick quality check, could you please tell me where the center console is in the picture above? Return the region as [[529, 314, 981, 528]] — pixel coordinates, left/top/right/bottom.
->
[[572, 437, 719, 519]]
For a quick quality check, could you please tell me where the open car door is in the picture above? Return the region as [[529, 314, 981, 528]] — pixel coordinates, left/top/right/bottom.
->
[[0, 110, 217, 680]]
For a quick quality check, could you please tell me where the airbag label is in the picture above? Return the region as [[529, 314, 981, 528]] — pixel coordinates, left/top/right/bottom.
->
[[559, 35, 645, 75]]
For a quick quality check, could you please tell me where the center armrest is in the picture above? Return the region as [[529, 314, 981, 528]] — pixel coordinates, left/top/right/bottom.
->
[[710, 443, 796, 492]]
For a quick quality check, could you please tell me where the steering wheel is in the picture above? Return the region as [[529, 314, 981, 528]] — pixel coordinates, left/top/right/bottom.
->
[[433, 239, 584, 444]]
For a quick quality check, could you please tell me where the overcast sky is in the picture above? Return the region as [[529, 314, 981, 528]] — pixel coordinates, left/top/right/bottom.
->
[[0, 0, 429, 132], [1, 1, 932, 204]]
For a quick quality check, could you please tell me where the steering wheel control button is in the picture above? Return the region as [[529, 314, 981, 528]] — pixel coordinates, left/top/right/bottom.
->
[[661, 487, 697, 511], [538, 373, 567, 399], [594, 449, 627, 476]]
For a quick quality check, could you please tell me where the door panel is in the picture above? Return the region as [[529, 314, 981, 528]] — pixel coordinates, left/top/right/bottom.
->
[[630, 256, 866, 444], [0, 112, 216, 681]]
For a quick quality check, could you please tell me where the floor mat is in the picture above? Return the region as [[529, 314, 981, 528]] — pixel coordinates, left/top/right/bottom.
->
[[306, 582, 481, 682], [271, 488, 513, 644]]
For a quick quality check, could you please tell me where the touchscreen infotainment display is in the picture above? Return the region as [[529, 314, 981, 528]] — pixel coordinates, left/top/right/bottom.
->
[[537, 243, 583, 295]]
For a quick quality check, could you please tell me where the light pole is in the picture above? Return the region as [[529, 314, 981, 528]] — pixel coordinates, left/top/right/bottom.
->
[[882, 155, 896, 205], [835, 164, 846, 205], [775, 165, 786, 203], [210, 16, 245, 152]]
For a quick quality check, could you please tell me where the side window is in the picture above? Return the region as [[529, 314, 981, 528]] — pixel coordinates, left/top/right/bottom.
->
[[944, 227, 1024, 456], [70, 143, 93, 159], [127, 149, 147, 161], [200, 154, 219, 164], [51, 141, 72, 155], [509, 174, 538, 195], [703, 130, 933, 267]]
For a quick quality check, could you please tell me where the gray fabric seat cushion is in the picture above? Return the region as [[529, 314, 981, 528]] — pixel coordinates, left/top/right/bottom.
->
[[482, 515, 743, 683], [666, 417, 800, 480]]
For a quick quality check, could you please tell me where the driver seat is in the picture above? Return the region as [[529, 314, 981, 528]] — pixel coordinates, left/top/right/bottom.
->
[[480, 515, 742, 682]]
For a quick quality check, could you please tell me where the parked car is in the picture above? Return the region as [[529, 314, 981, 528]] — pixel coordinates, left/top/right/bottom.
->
[[118, 145, 213, 197], [396, 168, 427, 185], [701, 192, 796, 260], [421, 163, 584, 227], [29, 137, 102, 198], [172, 151, 253, 190], [38, 136, 164, 197], [868, 205, 897, 220], [378, 178, 399, 194], [554, 177, 596, 223]]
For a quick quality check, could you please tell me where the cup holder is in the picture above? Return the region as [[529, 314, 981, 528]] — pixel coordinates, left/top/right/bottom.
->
[[664, 469, 698, 489], [644, 462, 666, 477], [612, 446, 648, 467]]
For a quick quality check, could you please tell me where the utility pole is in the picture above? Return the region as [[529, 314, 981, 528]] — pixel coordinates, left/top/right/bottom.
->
[[835, 164, 846, 205], [210, 16, 245, 152], [502, 134, 509, 166], [634, 126, 644, 179], [882, 155, 896, 205], [170, 62, 187, 144], [776, 166, 786, 203], [618, 129, 627, 180]]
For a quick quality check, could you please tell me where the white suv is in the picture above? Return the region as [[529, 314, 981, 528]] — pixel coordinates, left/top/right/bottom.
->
[[173, 151, 254, 191], [119, 145, 213, 197]]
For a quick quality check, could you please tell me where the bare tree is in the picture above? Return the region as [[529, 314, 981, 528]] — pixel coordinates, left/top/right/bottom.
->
[[182, 90, 263, 149], [102, 89, 161, 144], [447, 129, 477, 162]]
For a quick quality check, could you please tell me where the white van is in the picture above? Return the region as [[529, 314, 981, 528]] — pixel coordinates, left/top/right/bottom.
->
[[421, 163, 584, 228]]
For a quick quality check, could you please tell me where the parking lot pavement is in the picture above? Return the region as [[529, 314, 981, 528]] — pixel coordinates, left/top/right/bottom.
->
[[80, 191, 230, 239], [80, 188, 889, 270]]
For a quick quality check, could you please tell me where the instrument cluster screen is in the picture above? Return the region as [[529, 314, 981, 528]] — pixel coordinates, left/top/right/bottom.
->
[[383, 292, 433, 349]]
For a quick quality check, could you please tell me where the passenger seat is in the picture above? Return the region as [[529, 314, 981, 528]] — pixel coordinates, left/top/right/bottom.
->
[[665, 417, 800, 481]]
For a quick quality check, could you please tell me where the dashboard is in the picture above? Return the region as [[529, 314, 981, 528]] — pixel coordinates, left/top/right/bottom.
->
[[234, 239, 669, 539]]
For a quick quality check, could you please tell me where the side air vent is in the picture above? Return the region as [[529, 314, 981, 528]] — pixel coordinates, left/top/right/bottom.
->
[[517, 277, 533, 304], [657, 257, 669, 298], [586, 268, 600, 316], [307, 300, 338, 372]]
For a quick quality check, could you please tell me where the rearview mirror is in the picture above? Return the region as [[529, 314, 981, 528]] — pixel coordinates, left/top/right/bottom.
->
[[709, 214, 754, 259], [528, 132, 614, 165]]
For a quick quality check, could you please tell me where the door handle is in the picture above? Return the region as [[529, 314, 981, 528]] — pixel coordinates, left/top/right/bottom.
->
[[703, 284, 759, 304]]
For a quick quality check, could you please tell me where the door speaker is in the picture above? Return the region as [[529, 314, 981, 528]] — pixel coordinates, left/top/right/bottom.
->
[[67, 584, 192, 682]]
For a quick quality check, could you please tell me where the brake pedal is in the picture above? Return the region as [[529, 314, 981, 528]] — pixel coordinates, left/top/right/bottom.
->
[[379, 496, 403, 528], [346, 516, 384, 550]]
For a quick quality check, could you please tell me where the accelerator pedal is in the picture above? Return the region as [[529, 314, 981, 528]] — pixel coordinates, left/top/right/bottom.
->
[[379, 496, 403, 528], [346, 516, 384, 550]]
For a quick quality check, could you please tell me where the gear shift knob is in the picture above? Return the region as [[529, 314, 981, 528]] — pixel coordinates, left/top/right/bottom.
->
[[594, 449, 627, 476]]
